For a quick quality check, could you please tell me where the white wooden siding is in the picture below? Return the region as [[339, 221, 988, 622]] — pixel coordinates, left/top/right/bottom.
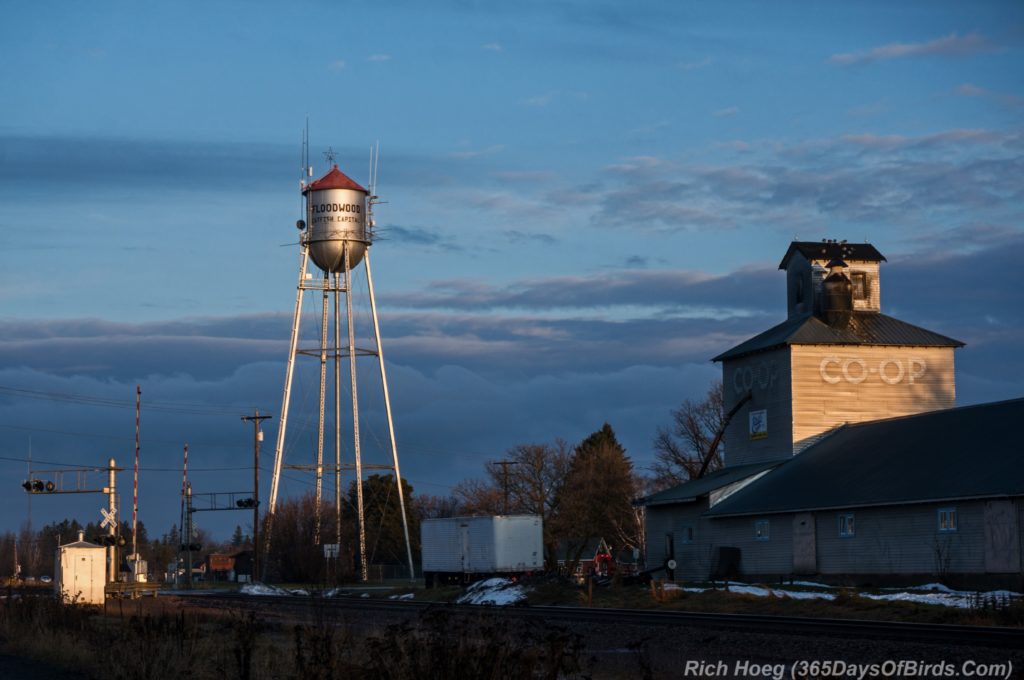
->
[[790, 345, 956, 453]]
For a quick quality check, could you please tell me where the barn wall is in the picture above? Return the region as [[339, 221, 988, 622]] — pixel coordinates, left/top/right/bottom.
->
[[813, 501, 994, 575], [646, 501, 718, 580], [790, 345, 955, 452], [698, 515, 794, 575], [650, 499, 1024, 581]]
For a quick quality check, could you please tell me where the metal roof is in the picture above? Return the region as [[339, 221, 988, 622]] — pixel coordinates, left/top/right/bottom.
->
[[779, 241, 886, 270], [303, 165, 367, 193], [705, 398, 1024, 518], [713, 312, 964, 362], [638, 461, 782, 507]]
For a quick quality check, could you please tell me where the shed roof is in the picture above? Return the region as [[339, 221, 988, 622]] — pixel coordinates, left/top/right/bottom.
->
[[638, 461, 781, 507], [713, 312, 964, 362], [60, 539, 103, 549], [304, 165, 367, 193], [705, 398, 1024, 517], [779, 241, 886, 269]]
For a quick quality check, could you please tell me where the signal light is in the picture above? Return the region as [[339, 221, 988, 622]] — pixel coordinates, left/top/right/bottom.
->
[[236, 498, 257, 508], [98, 535, 127, 546], [20, 479, 56, 493]]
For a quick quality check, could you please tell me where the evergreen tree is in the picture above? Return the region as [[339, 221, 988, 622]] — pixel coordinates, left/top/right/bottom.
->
[[552, 423, 641, 569], [231, 525, 245, 547], [345, 474, 419, 569]]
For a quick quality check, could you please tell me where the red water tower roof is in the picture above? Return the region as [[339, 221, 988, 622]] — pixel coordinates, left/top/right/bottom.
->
[[303, 165, 367, 194]]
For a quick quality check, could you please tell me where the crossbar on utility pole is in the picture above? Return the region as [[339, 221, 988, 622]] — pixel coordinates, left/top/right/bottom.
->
[[241, 410, 272, 583]]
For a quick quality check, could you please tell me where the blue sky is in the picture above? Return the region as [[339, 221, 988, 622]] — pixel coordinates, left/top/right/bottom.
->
[[1, 1, 1022, 539]]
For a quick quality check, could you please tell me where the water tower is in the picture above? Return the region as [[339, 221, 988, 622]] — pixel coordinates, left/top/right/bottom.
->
[[265, 144, 414, 582]]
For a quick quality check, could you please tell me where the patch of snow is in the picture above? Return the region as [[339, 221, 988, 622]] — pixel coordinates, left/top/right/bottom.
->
[[860, 591, 971, 609], [910, 583, 957, 593], [360, 592, 370, 598], [240, 583, 288, 596], [388, 592, 415, 600], [862, 588, 1021, 609], [720, 583, 835, 601], [726, 584, 774, 597], [787, 581, 836, 589], [666, 581, 1018, 609], [778, 590, 836, 601], [289, 588, 310, 596], [456, 577, 527, 606]]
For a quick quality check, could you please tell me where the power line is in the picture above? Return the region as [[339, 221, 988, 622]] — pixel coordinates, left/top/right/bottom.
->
[[0, 385, 265, 417]]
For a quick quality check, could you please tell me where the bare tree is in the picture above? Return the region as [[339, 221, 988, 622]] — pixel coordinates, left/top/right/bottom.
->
[[451, 441, 572, 568], [652, 380, 726, 489], [413, 494, 464, 520], [452, 478, 504, 516], [490, 441, 571, 568]]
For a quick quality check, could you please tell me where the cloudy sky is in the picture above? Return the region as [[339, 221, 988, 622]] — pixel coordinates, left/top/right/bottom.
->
[[1, 1, 1022, 539]]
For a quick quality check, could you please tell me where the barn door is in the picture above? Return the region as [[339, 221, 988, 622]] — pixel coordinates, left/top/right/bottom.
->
[[984, 501, 1021, 573], [792, 513, 816, 574]]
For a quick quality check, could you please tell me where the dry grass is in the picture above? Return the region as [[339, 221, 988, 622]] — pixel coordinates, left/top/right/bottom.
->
[[0, 591, 592, 680]]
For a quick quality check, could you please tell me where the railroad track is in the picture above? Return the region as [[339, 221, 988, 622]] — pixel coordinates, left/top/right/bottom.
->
[[175, 591, 1024, 649]]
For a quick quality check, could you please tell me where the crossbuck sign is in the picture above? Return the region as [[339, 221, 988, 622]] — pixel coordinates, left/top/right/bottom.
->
[[100, 507, 117, 529]]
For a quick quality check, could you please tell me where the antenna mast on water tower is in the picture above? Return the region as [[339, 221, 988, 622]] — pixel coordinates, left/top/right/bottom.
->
[[265, 139, 414, 583]]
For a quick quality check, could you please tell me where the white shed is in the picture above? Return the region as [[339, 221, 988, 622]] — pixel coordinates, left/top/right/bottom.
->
[[54, 533, 107, 605]]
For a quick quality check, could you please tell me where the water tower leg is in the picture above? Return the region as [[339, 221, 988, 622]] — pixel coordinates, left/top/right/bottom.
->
[[314, 274, 329, 546], [364, 250, 416, 582], [266, 241, 310, 560], [345, 246, 369, 583], [334, 271, 343, 551]]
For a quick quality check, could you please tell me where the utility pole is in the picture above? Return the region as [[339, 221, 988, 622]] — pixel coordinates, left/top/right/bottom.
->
[[185, 483, 193, 589], [494, 460, 519, 515], [241, 410, 271, 582], [106, 458, 118, 584], [131, 385, 141, 581]]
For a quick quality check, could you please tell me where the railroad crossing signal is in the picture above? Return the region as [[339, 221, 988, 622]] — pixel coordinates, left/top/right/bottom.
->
[[100, 506, 117, 529], [21, 479, 55, 493]]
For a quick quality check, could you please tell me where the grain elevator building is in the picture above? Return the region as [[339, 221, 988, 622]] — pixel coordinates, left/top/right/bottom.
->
[[642, 241, 1023, 587]]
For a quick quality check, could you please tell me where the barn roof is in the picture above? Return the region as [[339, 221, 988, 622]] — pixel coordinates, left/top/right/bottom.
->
[[712, 312, 964, 362], [705, 398, 1024, 518], [638, 461, 781, 507], [778, 241, 886, 269]]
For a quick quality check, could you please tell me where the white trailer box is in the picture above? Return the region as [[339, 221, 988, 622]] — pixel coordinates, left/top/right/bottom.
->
[[421, 515, 543, 579], [54, 535, 107, 605]]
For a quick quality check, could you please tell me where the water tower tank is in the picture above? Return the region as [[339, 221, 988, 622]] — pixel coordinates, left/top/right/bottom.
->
[[303, 165, 369, 272]]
